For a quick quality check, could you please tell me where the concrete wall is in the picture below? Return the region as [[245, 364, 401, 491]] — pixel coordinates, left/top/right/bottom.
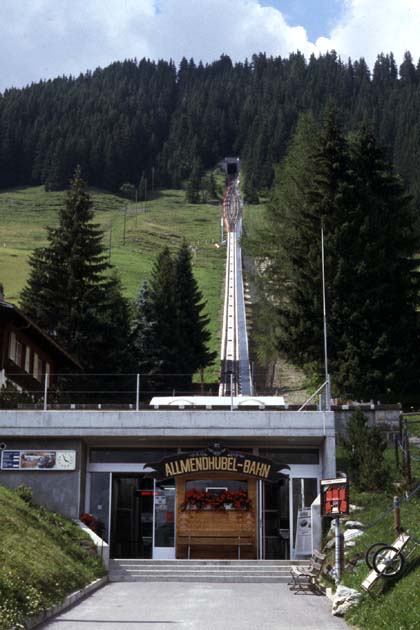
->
[[0, 409, 335, 439], [0, 438, 83, 519], [333, 406, 400, 439]]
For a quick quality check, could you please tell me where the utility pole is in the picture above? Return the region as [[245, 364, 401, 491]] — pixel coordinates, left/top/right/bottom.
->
[[108, 223, 112, 261]]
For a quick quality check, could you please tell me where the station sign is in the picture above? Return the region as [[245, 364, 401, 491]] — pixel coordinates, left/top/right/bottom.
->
[[1, 450, 76, 471], [320, 477, 349, 516], [146, 445, 290, 482]]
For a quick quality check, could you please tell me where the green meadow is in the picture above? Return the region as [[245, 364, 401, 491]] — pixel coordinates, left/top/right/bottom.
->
[[0, 186, 225, 381]]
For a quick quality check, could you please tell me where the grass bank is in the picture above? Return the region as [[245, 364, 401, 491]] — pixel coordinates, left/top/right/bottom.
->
[[0, 484, 105, 630], [0, 185, 225, 381], [336, 426, 420, 630]]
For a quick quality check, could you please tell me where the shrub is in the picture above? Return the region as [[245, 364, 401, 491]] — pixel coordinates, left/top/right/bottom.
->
[[15, 485, 33, 504], [342, 408, 390, 491]]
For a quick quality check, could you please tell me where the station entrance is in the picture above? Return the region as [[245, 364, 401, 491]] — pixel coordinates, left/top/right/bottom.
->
[[86, 446, 320, 560]]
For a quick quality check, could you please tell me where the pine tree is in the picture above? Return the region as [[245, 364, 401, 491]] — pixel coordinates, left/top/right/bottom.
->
[[342, 409, 390, 491], [185, 161, 202, 203], [250, 113, 420, 401], [174, 242, 216, 389], [333, 126, 420, 399], [20, 167, 130, 374], [130, 281, 162, 390], [146, 247, 179, 391]]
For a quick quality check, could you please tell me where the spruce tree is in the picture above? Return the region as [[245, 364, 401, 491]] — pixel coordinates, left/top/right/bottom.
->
[[185, 161, 202, 203], [146, 247, 179, 391], [20, 167, 130, 374], [130, 281, 162, 393], [250, 114, 420, 401], [333, 126, 420, 399], [174, 242, 216, 389]]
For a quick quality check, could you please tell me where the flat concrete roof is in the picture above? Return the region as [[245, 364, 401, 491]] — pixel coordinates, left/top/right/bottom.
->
[[0, 410, 334, 439]]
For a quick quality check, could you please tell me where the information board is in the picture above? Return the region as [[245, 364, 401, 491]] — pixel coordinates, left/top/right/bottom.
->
[[1, 450, 76, 471], [320, 478, 349, 516]]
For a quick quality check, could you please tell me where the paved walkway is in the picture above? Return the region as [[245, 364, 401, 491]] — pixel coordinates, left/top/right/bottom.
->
[[38, 582, 350, 630]]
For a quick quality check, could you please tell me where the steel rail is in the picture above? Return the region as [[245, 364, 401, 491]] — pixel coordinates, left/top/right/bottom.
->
[[219, 175, 251, 396]]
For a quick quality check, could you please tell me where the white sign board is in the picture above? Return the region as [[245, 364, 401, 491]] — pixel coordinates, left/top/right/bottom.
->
[[1, 450, 76, 471]]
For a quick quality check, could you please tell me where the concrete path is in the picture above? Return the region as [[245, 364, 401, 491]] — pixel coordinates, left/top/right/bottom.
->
[[38, 582, 350, 630]]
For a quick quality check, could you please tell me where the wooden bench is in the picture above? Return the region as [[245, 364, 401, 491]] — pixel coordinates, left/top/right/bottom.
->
[[178, 531, 254, 559], [289, 550, 326, 594]]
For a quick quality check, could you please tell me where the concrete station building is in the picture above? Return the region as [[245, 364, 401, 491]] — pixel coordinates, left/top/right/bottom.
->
[[0, 403, 336, 561]]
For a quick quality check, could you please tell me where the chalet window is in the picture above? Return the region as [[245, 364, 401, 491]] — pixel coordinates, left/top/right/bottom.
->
[[8, 332, 16, 360], [15, 341, 23, 367], [24, 347, 31, 373], [8, 332, 23, 367], [37, 358, 44, 382], [33, 353, 40, 381]]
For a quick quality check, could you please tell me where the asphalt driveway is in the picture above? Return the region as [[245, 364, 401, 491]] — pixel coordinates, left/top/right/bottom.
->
[[38, 582, 350, 630]]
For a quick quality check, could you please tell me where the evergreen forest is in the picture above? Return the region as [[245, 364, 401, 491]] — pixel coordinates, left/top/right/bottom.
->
[[2, 51, 420, 205]]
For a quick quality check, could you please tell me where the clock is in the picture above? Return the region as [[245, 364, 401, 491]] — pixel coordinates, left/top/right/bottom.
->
[[56, 451, 76, 470]]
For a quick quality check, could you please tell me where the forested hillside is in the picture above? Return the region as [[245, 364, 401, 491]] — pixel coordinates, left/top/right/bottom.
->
[[1, 51, 420, 203]]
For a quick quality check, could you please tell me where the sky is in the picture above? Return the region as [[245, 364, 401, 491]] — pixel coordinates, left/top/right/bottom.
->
[[1, 0, 420, 92]]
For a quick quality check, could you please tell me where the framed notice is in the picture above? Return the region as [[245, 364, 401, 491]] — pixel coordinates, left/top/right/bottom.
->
[[320, 478, 349, 516], [1, 450, 76, 471]]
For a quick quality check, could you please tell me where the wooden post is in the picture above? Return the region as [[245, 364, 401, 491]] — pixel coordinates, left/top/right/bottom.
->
[[394, 433, 400, 471], [335, 518, 342, 583], [404, 420, 412, 485], [393, 496, 401, 532]]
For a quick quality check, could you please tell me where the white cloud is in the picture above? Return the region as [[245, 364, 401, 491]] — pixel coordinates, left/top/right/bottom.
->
[[316, 0, 420, 67], [0, 0, 317, 91], [1, 1, 420, 92]]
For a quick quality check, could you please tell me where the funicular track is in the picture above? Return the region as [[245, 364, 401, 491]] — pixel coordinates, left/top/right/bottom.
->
[[219, 175, 252, 397]]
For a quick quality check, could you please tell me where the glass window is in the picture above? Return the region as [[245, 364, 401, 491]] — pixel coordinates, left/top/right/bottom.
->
[[33, 353, 39, 380], [89, 448, 177, 463], [8, 332, 16, 360], [264, 480, 290, 559], [154, 479, 175, 548], [185, 479, 248, 493], [24, 347, 31, 373], [259, 448, 319, 465], [89, 472, 110, 542]]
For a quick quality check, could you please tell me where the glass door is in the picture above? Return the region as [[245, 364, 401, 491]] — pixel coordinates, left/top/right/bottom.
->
[[110, 475, 154, 558], [263, 479, 290, 559], [153, 478, 176, 559]]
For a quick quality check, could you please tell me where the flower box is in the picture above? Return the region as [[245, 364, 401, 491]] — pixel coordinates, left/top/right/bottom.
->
[[181, 489, 252, 511]]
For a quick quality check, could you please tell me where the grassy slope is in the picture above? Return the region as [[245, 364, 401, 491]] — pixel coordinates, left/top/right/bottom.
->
[[0, 185, 225, 381], [0, 484, 105, 629], [336, 428, 420, 630]]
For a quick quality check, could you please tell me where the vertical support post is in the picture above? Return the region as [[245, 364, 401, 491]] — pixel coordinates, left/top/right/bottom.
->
[[394, 433, 400, 471], [335, 517, 342, 583], [43, 372, 49, 411], [404, 420, 412, 485], [136, 373, 140, 411], [230, 372, 234, 411], [393, 496, 401, 532]]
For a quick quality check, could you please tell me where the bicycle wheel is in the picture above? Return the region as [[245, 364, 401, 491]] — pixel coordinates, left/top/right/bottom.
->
[[365, 542, 387, 570], [372, 545, 405, 578]]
